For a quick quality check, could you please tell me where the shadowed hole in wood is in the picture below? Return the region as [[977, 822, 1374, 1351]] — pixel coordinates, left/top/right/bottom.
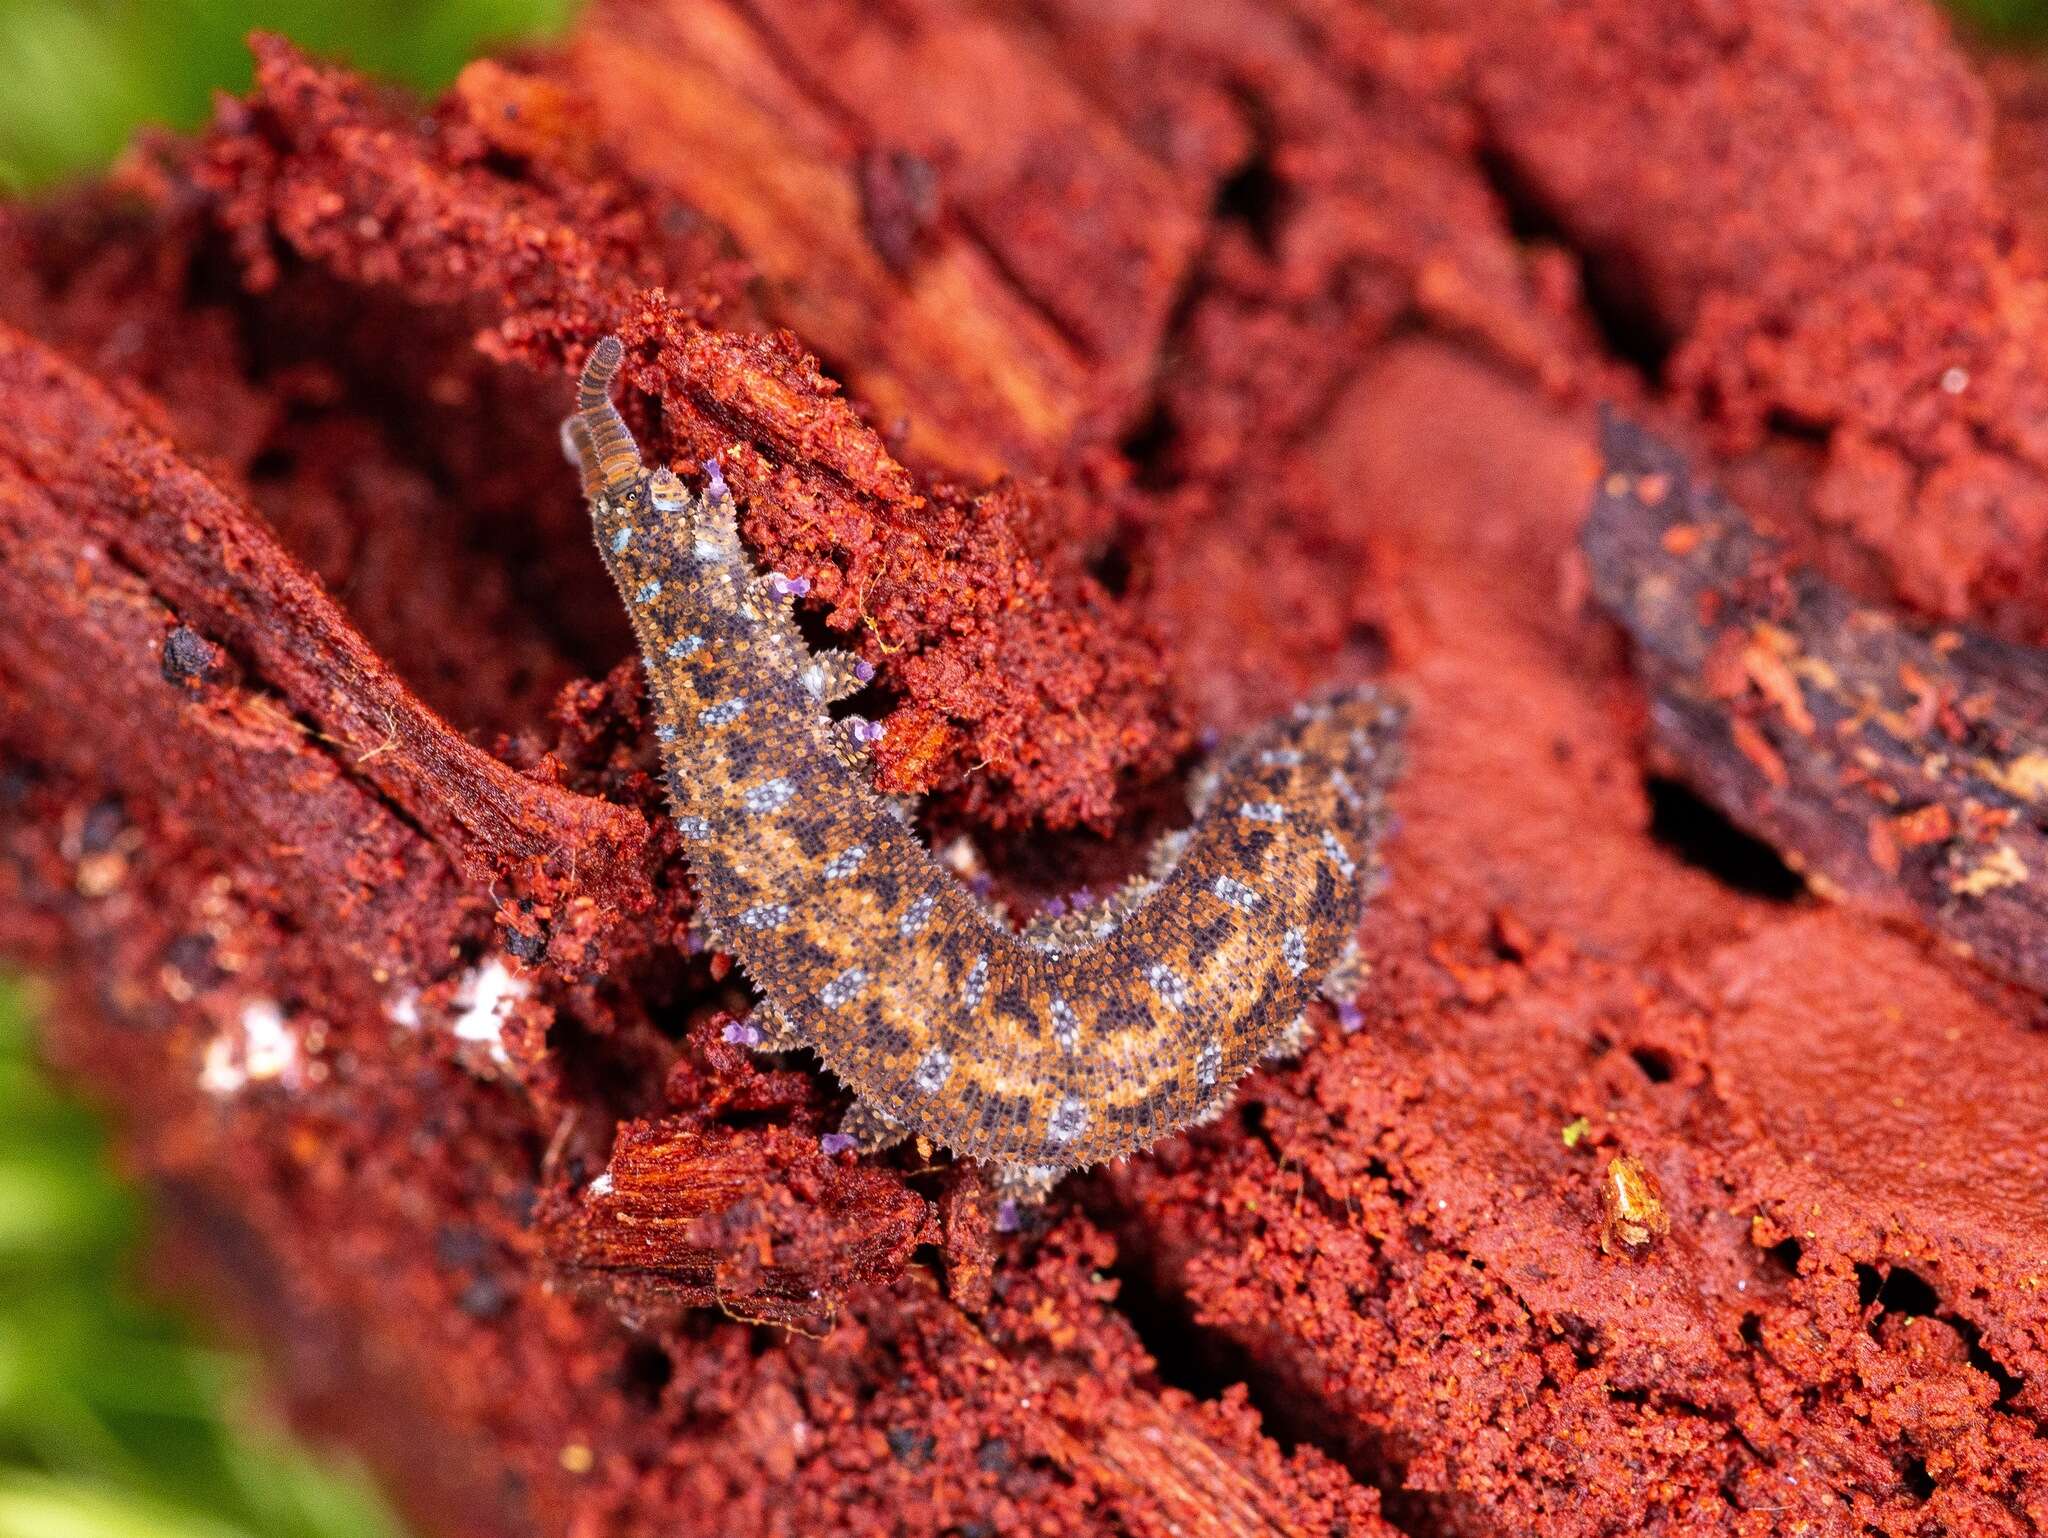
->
[[1118, 399, 1181, 491], [1213, 96, 1286, 255], [1088, 540, 1133, 600], [1093, 1227, 1444, 1538], [618, 1338, 675, 1408], [1644, 776, 1804, 902], [1472, 138, 1673, 380], [1949, 1308, 2027, 1405], [1881, 1265, 1940, 1318], [1764, 1237, 1803, 1277], [1628, 1045, 1675, 1083], [1859, 1262, 1939, 1317]]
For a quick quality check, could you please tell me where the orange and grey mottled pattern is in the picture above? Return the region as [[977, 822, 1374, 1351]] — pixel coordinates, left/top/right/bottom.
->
[[568, 339, 1401, 1178]]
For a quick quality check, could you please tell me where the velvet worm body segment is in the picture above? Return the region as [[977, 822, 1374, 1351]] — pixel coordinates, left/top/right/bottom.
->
[[567, 337, 1401, 1179]]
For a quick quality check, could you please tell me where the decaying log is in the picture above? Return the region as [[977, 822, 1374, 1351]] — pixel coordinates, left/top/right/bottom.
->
[[5, 1, 2048, 1535], [0, 321, 651, 975]]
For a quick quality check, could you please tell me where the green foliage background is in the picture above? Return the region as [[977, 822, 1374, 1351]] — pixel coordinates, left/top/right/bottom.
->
[[0, 983, 414, 1538], [0, 5, 575, 1529], [1958, 0, 2048, 34], [3, 0, 2040, 190], [0, 0, 576, 191], [0, 0, 2041, 1532]]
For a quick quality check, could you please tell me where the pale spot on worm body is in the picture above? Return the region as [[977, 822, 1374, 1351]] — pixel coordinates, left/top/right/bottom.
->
[[899, 894, 936, 937], [820, 967, 868, 1008], [743, 779, 796, 814], [1211, 875, 1263, 913], [1147, 964, 1189, 1010], [699, 698, 747, 728]]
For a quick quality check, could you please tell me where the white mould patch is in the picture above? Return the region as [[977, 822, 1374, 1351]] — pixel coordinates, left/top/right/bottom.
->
[[241, 999, 296, 1079], [451, 958, 531, 1066], [937, 834, 985, 879], [201, 997, 300, 1095], [199, 1035, 245, 1096]]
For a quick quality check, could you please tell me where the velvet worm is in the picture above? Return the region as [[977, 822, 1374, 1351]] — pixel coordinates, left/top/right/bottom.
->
[[568, 336, 1401, 1186]]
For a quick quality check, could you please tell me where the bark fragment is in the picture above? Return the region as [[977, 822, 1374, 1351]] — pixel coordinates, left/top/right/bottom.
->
[[1587, 414, 2048, 999], [550, 1120, 935, 1334], [0, 322, 651, 976]]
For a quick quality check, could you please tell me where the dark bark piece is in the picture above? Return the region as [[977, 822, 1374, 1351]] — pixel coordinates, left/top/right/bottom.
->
[[1587, 413, 2048, 998]]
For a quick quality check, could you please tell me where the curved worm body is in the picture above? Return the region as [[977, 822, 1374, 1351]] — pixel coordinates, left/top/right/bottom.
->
[[568, 338, 1401, 1179]]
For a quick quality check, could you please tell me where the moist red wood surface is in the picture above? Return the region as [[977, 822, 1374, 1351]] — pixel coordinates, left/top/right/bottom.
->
[[2, 2, 2047, 1536]]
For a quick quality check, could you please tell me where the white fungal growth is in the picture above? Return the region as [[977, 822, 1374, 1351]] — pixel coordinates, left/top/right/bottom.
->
[[200, 1035, 245, 1096], [937, 835, 985, 879], [241, 999, 297, 1080], [200, 997, 300, 1095], [451, 958, 531, 1066]]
